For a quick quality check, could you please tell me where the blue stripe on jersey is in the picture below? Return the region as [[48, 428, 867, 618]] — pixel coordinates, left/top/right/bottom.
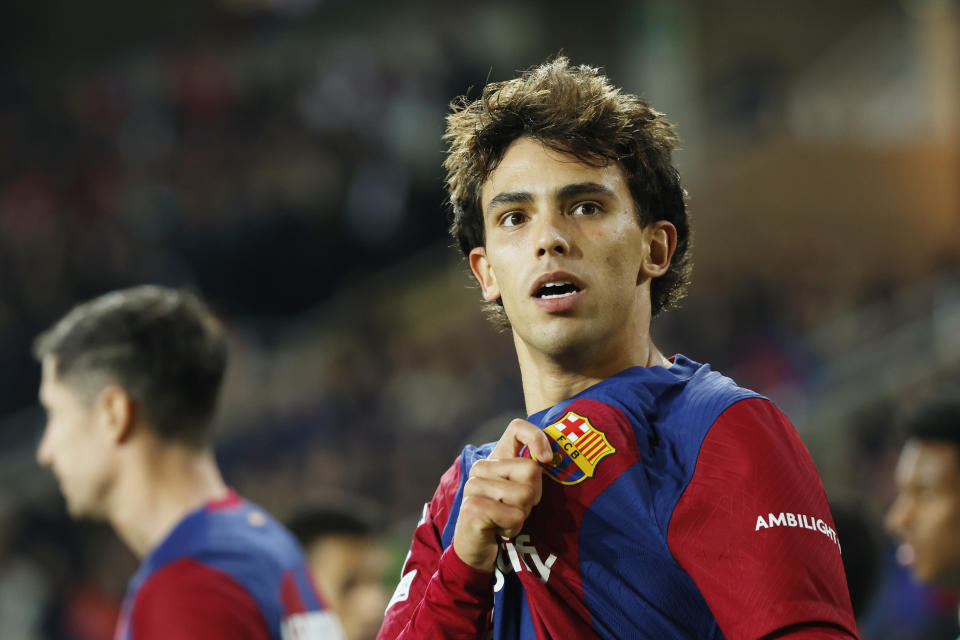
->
[[580, 466, 725, 639], [440, 443, 496, 549]]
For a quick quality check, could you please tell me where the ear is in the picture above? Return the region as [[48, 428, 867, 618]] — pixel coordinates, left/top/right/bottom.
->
[[640, 220, 677, 279], [469, 247, 501, 301], [95, 385, 136, 445]]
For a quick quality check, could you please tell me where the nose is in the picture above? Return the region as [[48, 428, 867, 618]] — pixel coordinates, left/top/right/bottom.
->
[[885, 495, 911, 538], [535, 211, 571, 258]]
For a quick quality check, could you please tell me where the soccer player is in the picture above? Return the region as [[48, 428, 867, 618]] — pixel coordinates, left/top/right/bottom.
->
[[35, 286, 343, 640], [886, 396, 960, 592], [379, 58, 858, 639], [288, 505, 392, 640]]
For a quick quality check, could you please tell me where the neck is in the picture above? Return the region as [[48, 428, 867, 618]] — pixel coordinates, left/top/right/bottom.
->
[[105, 432, 228, 558], [516, 332, 670, 415]]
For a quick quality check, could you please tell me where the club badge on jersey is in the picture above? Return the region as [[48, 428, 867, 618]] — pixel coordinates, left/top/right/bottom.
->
[[533, 411, 616, 485]]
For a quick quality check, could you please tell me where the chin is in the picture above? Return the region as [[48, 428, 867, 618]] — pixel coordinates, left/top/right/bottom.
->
[[530, 333, 585, 359], [64, 495, 99, 520], [65, 500, 88, 519], [528, 317, 590, 347]]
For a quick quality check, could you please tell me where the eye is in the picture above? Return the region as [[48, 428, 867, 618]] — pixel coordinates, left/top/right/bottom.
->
[[499, 211, 527, 227], [571, 201, 601, 216]]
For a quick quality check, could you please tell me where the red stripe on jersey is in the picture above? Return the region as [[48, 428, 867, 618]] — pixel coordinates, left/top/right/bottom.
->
[[280, 570, 307, 615], [207, 488, 244, 511], [127, 558, 269, 640]]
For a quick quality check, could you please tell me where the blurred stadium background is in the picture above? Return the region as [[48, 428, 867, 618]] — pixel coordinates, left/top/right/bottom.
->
[[0, 0, 958, 637]]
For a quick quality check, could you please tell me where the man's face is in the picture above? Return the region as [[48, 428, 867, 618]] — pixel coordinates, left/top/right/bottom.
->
[[470, 137, 672, 362], [886, 439, 960, 587], [306, 535, 390, 640], [36, 358, 116, 519]]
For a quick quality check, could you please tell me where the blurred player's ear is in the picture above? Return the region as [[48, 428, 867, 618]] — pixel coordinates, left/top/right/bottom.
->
[[469, 247, 501, 301], [639, 220, 677, 279], [97, 385, 136, 445]]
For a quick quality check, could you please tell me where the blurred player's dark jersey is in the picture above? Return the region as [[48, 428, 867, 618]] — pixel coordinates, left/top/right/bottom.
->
[[379, 355, 859, 639], [115, 490, 343, 640]]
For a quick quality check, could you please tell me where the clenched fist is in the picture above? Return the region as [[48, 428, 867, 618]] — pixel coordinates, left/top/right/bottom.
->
[[452, 418, 553, 571]]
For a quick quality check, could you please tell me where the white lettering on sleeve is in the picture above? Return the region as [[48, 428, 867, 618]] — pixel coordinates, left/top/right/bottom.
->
[[385, 569, 417, 613], [418, 503, 429, 527], [754, 511, 842, 551]]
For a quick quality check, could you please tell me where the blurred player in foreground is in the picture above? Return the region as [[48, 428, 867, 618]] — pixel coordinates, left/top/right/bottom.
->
[[35, 285, 343, 640], [886, 396, 960, 625], [379, 58, 857, 639], [289, 505, 392, 640]]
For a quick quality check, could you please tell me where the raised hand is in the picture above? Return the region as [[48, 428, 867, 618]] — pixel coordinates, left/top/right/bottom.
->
[[452, 419, 553, 571]]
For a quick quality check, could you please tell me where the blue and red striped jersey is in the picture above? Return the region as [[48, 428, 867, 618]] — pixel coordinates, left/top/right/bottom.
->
[[379, 356, 858, 639], [115, 490, 343, 640]]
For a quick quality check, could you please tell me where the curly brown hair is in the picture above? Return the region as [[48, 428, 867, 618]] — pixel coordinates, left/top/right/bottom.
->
[[443, 57, 691, 325]]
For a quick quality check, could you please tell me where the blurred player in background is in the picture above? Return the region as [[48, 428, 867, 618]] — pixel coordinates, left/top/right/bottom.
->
[[35, 285, 343, 640], [288, 504, 392, 640], [379, 58, 858, 639], [886, 395, 960, 622]]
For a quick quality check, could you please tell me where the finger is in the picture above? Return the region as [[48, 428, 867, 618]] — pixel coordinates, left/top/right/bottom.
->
[[470, 457, 544, 486], [463, 475, 540, 511], [491, 418, 553, 461], [458, 494, 529, 537]]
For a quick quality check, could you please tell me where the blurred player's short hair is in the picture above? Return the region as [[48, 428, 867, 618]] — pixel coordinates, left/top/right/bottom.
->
[[901, 393, 960, 452], [287, 503, 381, 545], [33, 285, 227, 447], [443, 56, 691, 326]]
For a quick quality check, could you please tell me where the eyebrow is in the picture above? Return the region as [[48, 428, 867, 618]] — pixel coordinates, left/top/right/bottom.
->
[[485, 182, 617, 214], [555, 182, 616, 201], [486, 190, 534, 212]]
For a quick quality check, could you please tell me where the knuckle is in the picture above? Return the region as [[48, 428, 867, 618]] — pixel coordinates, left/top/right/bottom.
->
[[519, 486, 536, 506], [460, 494, 485, 514], [470, 460, 489, 476], [463, 476, 482, 494], [517, 459, 541, 479], [509, 418, 534, 434]]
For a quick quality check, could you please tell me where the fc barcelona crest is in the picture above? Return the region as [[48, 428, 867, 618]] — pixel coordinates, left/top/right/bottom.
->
[[535, 411, 616, 485]]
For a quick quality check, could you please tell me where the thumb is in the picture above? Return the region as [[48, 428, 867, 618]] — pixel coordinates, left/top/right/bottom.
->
[[492, 418, 553, 462]]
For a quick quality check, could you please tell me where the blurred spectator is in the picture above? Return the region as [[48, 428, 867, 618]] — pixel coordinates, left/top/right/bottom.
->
[[288, 503, 391, 640], [886, 393, 960, 595], [859, 392, 960, 638]]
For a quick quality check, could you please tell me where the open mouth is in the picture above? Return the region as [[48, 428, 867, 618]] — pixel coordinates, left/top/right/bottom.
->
[[535, 281, 582, 299]]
